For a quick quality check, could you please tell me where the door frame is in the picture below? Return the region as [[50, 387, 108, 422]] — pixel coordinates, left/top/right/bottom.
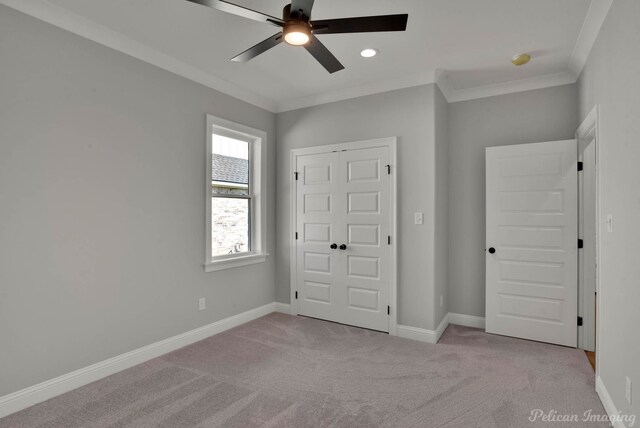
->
[[575, 106, 600, 360], [289, 137, 398, 335]]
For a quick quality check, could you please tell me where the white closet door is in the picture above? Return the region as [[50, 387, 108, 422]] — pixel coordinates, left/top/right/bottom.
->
[[339, 147, 390, 332], [485, 140, 578, 347], [296, 152, 342, 323], [296, 146, 391, 332]]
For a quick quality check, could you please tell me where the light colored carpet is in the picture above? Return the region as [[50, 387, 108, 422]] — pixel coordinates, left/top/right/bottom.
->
[[0, 313, 607, 427]]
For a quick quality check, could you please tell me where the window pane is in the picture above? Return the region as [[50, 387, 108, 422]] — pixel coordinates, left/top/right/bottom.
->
[[212, 134, 249, 196], [211, 197, 250, 257]]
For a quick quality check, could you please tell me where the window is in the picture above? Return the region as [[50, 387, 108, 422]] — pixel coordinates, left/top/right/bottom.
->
[[205, 115, 267, 272]]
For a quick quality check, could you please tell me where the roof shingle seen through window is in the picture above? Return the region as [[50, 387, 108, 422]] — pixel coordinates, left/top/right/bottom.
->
[[212, 154, 248, 185]]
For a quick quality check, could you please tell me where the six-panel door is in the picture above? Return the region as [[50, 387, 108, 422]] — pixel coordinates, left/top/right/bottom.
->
[[296, 147, 391, 332]]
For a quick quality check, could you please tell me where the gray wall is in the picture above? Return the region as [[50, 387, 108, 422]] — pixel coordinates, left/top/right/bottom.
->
[[0, 6, 276, 396], [578, 0, 640, 418], [447, 84, 579, 317], [276, 85, 445, 330]]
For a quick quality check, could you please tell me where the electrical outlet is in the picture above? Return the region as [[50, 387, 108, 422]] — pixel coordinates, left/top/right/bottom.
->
[[198, 297, 206, 311], [626, 377, 632, 404], [414, 212, 423, 225], [440, 295, 443, 307]]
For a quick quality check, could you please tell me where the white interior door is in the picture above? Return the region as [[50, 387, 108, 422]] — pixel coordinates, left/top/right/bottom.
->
[[485, 140, 578, 347], [295, 152, 341, 325], [296, 146, 391, 332]]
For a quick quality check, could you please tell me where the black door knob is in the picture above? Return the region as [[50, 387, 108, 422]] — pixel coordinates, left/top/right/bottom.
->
[[488, 247, 496, 254], [330, 243, 337, 249], [339, 244, 347, 250]]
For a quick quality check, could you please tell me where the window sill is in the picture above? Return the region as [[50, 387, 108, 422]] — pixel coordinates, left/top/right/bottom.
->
[[204, 253, 269, 272]]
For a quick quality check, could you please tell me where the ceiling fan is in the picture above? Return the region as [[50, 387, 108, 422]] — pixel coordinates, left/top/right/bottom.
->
[[186, 0, 408, 73]]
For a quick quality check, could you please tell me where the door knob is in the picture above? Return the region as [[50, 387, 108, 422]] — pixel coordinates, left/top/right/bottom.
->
[[339, 244, 347, 250], [330, 243, 338, 249], [488, 247, 496, 254]]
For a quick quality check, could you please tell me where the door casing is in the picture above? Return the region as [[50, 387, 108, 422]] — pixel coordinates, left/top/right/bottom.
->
[[289, 137, 398, 335], [575, 105, 600, 358]]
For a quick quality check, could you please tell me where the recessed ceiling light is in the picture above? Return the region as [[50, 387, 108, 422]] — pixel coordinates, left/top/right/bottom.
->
[[360, 48, 378, 58], [511, 53, 531, 66]]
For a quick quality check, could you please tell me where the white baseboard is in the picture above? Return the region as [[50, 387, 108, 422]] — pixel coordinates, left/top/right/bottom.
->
[[274, 302, 291, 314], [0, 306, 489, 419], [596, 376, 629, 428], [0, 302, 277, 419], [397, 314, 449, 344], [448, 312, 486, 329]]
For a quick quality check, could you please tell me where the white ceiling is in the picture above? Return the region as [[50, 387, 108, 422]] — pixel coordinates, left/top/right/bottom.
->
[[2, 0, 611, 112]]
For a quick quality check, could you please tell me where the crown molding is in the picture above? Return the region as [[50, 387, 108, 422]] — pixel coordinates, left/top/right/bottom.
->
[[275, 69, 439, 113], [0, 0, 277, 112], [435, 69, 455, 103], [2, 0, 608, 112], [568, 0, 613, 77], [437, 71, 577, 104]]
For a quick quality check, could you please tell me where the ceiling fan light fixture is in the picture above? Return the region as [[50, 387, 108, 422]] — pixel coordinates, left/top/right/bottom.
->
[[284, 22, 311, 46]]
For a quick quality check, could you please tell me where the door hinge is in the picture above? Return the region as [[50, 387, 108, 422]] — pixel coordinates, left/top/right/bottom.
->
[[387, 305, 390, 315], [577, 316, 583, 326], [385, 164, 391, 175], [294, 172, 299, 180], [295, 232, 298, 240], [295, 291, 298, 300], [578, 238, 584, 249], [577, 161, 583, 171], [388, 235, 391, 245]]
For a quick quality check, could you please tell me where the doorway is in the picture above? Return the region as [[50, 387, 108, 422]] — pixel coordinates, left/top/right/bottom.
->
[[576, 106, 600, 370], [289, 138, 397, 333]]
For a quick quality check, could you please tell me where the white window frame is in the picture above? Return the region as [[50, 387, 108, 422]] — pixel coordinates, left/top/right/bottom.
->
[[205, 115, 267, 272]]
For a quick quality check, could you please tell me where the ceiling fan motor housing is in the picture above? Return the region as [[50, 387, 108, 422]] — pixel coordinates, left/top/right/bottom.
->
[[283, 4, 310, 22], [282, 4, 312, 46]]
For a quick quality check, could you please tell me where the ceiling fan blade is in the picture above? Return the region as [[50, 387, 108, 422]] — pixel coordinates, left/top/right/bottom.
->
[[304, 35, 344, 74], [289, 0, 315, 20], [311, 14, 408, 35], [231, 33, 283, 62], [185, 0, 284, 27]]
